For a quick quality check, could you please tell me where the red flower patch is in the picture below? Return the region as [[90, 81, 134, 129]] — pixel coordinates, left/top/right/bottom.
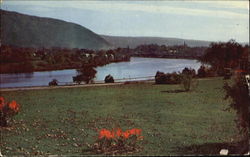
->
[[90, 127, 144, 155], [0, 97, 21, 127]]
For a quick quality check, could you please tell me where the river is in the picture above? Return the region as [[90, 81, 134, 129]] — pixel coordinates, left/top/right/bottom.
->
[[0, 57, 201, 88]]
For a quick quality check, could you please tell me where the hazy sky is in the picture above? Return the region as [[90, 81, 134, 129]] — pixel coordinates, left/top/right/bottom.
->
[[1, 0, 249, 43]]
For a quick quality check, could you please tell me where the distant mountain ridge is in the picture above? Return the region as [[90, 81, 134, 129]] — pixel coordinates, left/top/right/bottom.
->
[[101, 35, 212, 48], [0, 10, 111, 50]]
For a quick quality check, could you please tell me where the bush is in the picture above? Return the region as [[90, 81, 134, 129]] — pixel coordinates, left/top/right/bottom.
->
[[182, 67, 196, 77], [197, 65, 206, 78], [0, 97, 20, 127], [73, 75, 83, 84], [155, 71, 167, 84], [155, 71, 182, 84], [167, 72, 182, 84], [155, 69, 197, 85], [155, 67, 197, 85], [224, 74, 250, 135], [105, 74, 114, 83], [49, 79, 58, 86]]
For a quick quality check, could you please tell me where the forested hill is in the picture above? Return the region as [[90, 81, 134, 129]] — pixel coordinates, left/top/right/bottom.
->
[[101, 35, 212, 48], [0, 10, 111, 50]]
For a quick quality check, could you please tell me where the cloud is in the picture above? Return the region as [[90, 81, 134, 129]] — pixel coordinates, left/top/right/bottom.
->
[[194, 0, 249, 10], [94, 2, 249, 20], [2, 0, 248, 42], [2, 0, 249, 20]]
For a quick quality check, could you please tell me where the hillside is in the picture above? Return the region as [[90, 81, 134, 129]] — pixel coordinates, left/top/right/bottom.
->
[[101, 35, 212, 48], [0, 10, 111, 50]]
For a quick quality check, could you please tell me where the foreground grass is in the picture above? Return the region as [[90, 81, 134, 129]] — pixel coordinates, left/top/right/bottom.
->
[[0, 77, 240, 155]]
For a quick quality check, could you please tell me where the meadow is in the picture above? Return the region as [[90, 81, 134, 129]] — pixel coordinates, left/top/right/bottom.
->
[[0, 77, 241, 155]]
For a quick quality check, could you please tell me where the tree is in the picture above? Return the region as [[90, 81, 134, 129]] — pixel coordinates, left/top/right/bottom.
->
[[181, 73, 193, 91], [199, 39, 245, 75], [73, 63, 97, 84], [180, 67, 198, 91]]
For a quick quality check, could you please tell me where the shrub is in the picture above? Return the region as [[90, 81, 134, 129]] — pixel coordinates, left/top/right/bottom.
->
[[105, 74, 114, 83], [197, 65, 206, 78], [224, 74, 250, 135], [0, 97, 20, 127], [155, 71, 167, 84], [155, 68, 196, 85], [73, 75, 83, 84], [155, 71, 182, 84], [48, 79, 58, 86], [164, 72, 182, 84], [182, 67, 196, 77]]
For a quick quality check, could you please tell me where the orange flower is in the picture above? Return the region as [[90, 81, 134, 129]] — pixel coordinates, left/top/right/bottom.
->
[[129, 128, 141, 136], [98, 128, 142, 140], [8, 100, 20, 112], [99, 129, 114, 139], [136, 128, 142, 135], [99, 129, 108, 139], [122, 130, 130, 139], [110, 130, 115, 139], [0, 97, 5, 110], [114, 128, 122, 138]]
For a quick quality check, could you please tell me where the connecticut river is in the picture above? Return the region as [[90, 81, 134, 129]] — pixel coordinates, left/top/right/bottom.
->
[[0, 57, 201, 88]]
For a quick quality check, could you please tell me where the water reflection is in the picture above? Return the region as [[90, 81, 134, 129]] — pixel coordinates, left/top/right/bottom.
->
[[24, 73, 34, 78]]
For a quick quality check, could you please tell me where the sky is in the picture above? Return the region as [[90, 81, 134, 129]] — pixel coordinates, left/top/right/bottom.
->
[[1, 0, 249, 43]]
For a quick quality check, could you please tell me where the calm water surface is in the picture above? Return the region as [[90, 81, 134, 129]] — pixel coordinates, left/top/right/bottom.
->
[[0, 57, 201, 88]]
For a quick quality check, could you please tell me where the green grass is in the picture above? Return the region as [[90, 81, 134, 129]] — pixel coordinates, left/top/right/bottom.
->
[[0, 77, 240, 155]]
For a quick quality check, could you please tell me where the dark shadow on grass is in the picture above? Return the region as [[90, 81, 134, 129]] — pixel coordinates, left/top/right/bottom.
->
[[161, 89, 186, 93], [173, 140, 249, 155]]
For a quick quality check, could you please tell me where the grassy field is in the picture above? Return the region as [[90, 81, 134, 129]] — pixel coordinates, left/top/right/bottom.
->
[[0, 77, 241, 155]]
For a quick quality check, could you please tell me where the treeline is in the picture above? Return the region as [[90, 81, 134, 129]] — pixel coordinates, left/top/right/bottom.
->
[[0, 43, 206, 74], [0, 45, 130, 73], [1, 40, 248, 74], [131, 44, 207, 59]]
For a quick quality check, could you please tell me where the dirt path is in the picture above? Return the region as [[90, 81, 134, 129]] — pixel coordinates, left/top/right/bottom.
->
[[0, 82, 124, 92], [0, 78, 214, 92]]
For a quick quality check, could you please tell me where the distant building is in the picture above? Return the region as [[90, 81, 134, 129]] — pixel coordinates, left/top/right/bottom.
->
[[183, 41, 187, 47]]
